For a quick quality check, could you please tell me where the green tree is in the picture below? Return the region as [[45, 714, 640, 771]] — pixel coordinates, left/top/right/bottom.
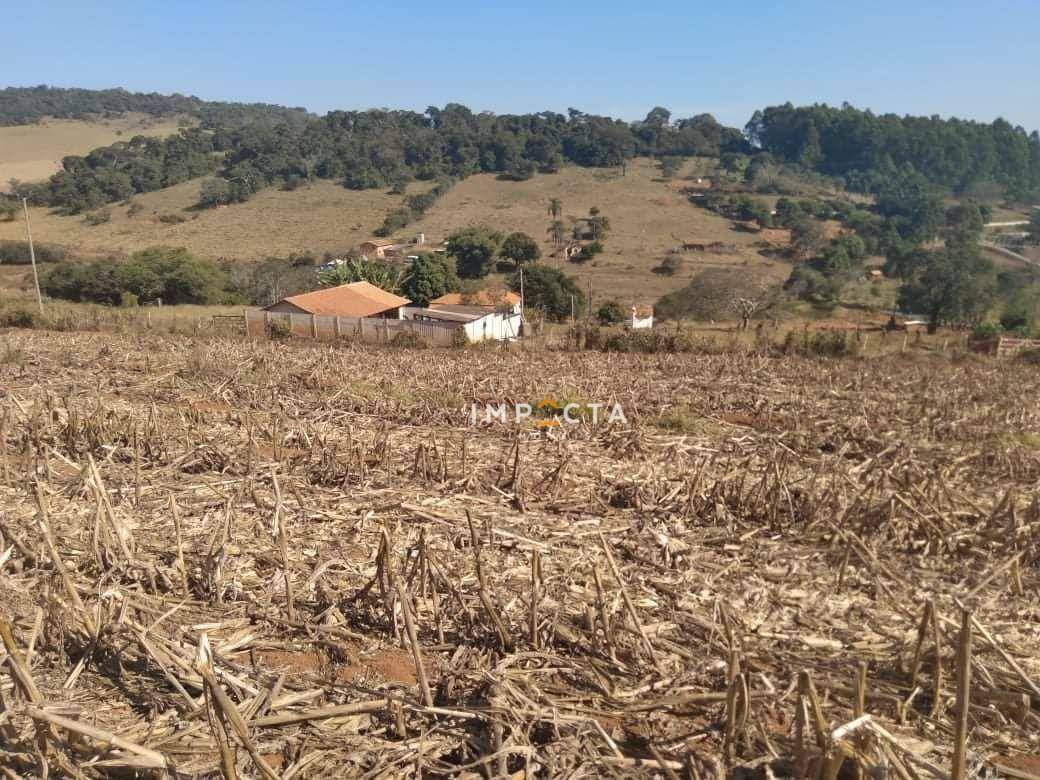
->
[[399, 253, 460, 306], [318, 257, 402, 292], [897, 245, 996, 333], [510, 264, 584, 321], [500, 232, 541, 266], [790, 218, 828, 260], [447, 226, 502, 278], [596, 300, 626, 325]]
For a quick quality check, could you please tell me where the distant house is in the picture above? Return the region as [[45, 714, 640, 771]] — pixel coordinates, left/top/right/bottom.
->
[[402, 305, 522, 342], [629, 306, 654, 330], [429, 290, 522, 315], [359, 239, 396, 259], [264, 281, 410, 319]]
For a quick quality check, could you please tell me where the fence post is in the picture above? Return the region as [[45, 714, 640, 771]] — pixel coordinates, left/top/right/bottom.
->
[[264, 311, 271, 339], [384, 318, 390, 343], [360, 318, 367, 342], [310, 314, 318, 339], [335, 316, 342, 339]]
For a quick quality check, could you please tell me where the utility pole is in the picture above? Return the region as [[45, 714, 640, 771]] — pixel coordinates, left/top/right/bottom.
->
[[22, 198, 43, 314], [518, 267, 525, 338]]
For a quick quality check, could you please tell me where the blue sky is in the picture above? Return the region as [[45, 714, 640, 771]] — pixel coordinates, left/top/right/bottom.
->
[[4, 0, 1038, 132]]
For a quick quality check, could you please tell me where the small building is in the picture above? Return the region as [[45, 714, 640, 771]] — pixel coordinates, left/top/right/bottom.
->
[[629, 306, 654, 330], [403, 305, 521, 343], [359, 239, 396, 259], [429, 290, 522, 315], [265, 281, 410, 319]]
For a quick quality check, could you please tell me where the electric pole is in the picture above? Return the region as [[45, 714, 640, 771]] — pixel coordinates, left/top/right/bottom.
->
[[22, 198, 43, 314]]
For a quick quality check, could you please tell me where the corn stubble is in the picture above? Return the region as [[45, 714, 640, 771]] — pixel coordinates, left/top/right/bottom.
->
[[0, 329, 1038, 778]]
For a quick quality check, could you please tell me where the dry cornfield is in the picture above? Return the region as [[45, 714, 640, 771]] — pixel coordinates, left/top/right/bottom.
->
[[0, 329, 1038, 779]]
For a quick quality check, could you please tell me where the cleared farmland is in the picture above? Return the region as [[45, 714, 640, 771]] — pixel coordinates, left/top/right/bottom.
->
[[0, 158, 783, 304], [0, 328, 1038, 776], [0, 114, 184, 191]]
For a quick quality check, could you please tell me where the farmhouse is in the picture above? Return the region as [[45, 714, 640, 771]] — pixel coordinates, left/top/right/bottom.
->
[[429, 290, 522, 315], [359, 239, 397, 259], [265, 281, 410, 318], [403, 305, 522, 342]]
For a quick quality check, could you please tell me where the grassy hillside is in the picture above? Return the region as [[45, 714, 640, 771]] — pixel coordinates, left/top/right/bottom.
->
[[0, 177, 415, 259], [0, 114, 185, 191], [1, 157, 787, 305], [409, 158, 785, 304]]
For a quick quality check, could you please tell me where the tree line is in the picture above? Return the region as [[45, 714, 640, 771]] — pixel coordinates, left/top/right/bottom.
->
[[0, 85, 309, 128], [746, 102, 1040, 202], [8, 102, 744, 214]]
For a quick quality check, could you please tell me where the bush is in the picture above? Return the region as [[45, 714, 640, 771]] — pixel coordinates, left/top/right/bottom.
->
[[158, 213, 187, 224], [83, 208, 111, 226], [782, 329, 862, 358], [40, 246, 239, 306], [0, 306, 40, 328], [653, 256, 683, 276], [267, 319, 291, 339], [603, 330, 699, 354], [390, 331, 429, 349], [596, 300, 626, 325], [0, 240, 66, 265], [972, 322, 1004, 341]]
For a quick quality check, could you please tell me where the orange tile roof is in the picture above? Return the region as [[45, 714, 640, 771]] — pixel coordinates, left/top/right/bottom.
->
[[429, 290, 521, 308], [269, 282, 410, 317]]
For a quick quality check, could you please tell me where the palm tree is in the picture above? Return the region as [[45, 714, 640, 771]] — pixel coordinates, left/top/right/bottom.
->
[[548, 198, 562, 220], [547, 220, 566, 247], [318, 257, 402, 292]]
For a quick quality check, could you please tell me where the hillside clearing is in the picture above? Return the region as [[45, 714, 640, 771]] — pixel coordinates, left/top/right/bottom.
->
[[1, 158, 787, 305], [0, 114, 185, 191]]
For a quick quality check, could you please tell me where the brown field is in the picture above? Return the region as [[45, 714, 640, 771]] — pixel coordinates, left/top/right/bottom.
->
[[0, 114, 185, 191], [0, 326, 1038, 777], [0, 158, 785, 305], [0, 178, 413, 261], [411, 158, 781, 304]]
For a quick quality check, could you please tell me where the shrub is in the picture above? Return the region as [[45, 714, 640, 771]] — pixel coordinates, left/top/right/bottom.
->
[[390, 331, 429, 349], [0, 240, 66, 265], [158, 213, 187, 224], [783, 329, 862, 358], [602, 330, 701, 354], [1017, 348, 1040, 365], [971, 322, 1004, 341], [596, 300, 626, 325], [653, 256, 683, 276], [267, 319, 291, 339], [83, 209, 111, 226], [0, 307, 40, 329]]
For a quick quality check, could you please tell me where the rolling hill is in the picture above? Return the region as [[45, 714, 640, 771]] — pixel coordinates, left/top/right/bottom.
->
[[0, 114, 185, 192], [0, 157, 785, 305]]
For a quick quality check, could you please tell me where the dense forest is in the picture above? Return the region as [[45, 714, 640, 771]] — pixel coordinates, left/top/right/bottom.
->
[[746, 102, 1040, 201], [7, 101, 746, 213], [0, 85, 310, 128], [5, 88, 1040, 216]]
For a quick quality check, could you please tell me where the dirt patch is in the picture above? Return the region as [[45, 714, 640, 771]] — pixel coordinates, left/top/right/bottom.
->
[[255, 649, 326, 675], [335, 648, 420, 685], [995, 754, 1040, 775]]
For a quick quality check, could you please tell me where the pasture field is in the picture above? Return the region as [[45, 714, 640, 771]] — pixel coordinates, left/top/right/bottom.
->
[[0, 327, 1038, 776], [0, 114, 185, 191], [0, 158, 784, 304]]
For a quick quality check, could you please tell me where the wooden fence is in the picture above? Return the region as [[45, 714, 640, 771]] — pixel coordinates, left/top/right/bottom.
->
[[244, 310, 461, 346]]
